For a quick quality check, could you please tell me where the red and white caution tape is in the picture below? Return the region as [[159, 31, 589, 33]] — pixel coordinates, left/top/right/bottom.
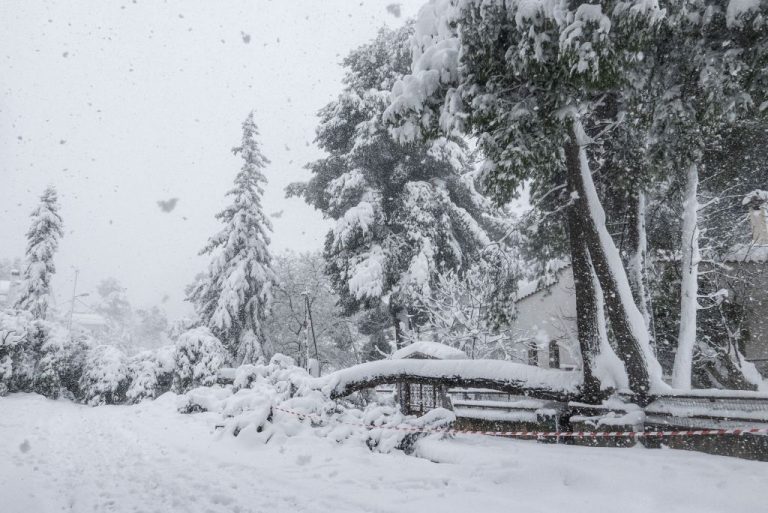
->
[[273, 406, 768, 438]]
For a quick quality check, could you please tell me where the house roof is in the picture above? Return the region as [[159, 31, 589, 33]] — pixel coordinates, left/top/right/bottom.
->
[[0, 280, 10, 295], [390, 341, 468, 361], [515, 261, 571, 303]]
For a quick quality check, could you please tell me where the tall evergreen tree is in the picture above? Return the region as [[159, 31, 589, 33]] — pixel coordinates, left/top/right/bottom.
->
[[386, 0, 671, 398], [647, 0, 768, 389], [15, 186, 63, 320], [289, 25, 502, 348], [190, 112, 278, 364]]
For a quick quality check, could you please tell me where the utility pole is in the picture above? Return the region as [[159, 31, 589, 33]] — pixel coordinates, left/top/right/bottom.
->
[[302, 292, 320, 376]]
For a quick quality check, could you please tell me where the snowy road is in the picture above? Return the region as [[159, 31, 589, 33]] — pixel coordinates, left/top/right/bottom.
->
[[1, 393, 766, 513]]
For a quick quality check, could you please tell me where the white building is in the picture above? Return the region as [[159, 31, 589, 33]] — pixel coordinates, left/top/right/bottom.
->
[[509, 266, 580, 371], [510, 193, 768, 377]]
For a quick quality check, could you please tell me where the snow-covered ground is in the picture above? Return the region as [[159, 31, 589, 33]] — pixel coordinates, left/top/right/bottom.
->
[[1, 393, 765, 513]]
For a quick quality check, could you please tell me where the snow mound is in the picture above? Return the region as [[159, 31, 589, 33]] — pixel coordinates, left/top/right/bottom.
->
[[178, 354, 456, 454], [390, 341, 468, 360]]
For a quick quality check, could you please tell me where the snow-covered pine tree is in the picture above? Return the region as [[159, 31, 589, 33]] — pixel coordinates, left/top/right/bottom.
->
[[94, 278, 134, 351], [385, 0, 668, 398], [647, 0, 768, 389], [289, 25, 502, 348], [14, 186, 63, 320], [190, 112, 278, 364]]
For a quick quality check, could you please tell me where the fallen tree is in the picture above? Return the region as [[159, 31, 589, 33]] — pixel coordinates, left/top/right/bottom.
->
[[315, 359, 584, 402]]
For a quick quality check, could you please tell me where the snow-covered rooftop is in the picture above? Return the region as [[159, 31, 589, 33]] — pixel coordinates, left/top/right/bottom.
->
[[390, 341, 468, 360], [0, 280, 10, 295]]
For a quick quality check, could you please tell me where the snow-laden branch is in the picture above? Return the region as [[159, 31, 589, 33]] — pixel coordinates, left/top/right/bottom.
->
[[314, 359, 583, 402]]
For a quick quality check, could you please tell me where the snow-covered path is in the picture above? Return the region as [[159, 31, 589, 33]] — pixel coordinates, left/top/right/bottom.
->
[[1, 393, 766, 513]]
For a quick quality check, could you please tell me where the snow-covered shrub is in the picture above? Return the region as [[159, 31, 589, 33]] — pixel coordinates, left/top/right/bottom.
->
[[172, 327, 227, 393], [126, 345, 175, 403], [178, 353, 455, 453], [0, 310, 29, 395], [79, 345, 129, 406], [0, 310, 49, 395], [34, 328, 91, 399], [232, 363, 268, 391], [357, 406, 455, 454]]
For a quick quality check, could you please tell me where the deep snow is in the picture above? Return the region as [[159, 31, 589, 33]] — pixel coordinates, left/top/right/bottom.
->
[[1, 393, 766, 513]]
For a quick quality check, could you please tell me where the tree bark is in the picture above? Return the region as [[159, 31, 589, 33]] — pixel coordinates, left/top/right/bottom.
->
[[323, 360, 582, 402], [390, 303, 409, 349], [565, 139, 603, 402], [672, 163, 700, 389], [626, 190, 655, 341], [566, 118, 664, 399]]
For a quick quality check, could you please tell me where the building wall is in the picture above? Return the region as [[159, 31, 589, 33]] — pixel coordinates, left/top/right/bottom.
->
[[512, 262, 767, 378], [740, 262, 768, 374], [510, 267, 580, 370]]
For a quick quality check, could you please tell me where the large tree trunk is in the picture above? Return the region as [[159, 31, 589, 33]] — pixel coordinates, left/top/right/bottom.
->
[[626, 190, 655, 340], [390, 303, 409, 349], [320, 359, 581, 402], [565, 140, 603, 402], [567, 118, 665, 399], [672, 163, 700, 389]]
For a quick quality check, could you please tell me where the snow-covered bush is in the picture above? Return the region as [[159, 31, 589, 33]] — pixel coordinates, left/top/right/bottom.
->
[[0, 310, 50, 395], [34, 328, 91, 399], [172, 327, 227, 393], [126, 345, 175, 403], [0, 310, 30, 395], [79, 344, 129, 406], [178, 353, 455, 454]]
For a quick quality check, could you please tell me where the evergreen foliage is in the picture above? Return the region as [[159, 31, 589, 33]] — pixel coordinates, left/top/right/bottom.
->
[[190, 112, 278, 363], [171, 327, 227, 393], [291, 25, 501, 346], [14, 186, 63, 320]]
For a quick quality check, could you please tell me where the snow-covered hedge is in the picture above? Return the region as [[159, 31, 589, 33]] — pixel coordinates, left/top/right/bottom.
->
[[79, 345, 130, 406], [178, 353, 456, 454], [126, 345, 175, 403], [172, 327, 227, 393], [34, 327, 91, 399], [0, 310, 54, 396], [0, 310, 32, 396]]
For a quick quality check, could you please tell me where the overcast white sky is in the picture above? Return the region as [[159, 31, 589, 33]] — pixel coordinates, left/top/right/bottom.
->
[[0, 0, 423, 319]]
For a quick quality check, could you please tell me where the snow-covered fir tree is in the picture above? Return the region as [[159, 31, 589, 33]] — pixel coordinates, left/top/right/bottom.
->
[[190, 112, 278, 364], [385, 0, 670, 397], [290, 25, 502, 348], [645, 0, 768, 389], [14, 186, 64, 320]]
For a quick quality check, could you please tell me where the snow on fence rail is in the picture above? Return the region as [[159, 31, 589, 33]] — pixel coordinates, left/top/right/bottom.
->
[[312, 359, 583, 402]]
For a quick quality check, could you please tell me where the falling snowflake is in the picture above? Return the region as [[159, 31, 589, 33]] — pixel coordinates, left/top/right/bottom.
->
[[386, 3, 402, 18], [157, 198, 179, 213]]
